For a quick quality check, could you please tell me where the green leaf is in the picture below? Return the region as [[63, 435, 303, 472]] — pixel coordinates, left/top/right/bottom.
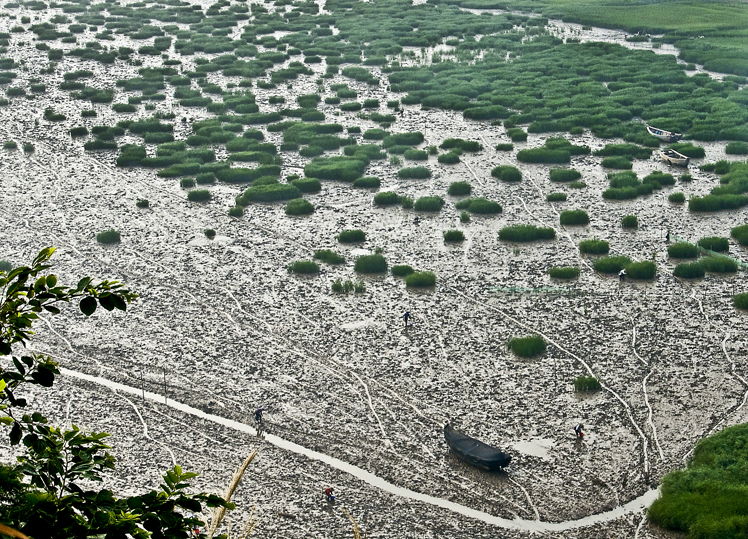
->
[[46, 274, 57, 288], [176, 496, 202, 512], [43, 305, 61, 314], [80, 296, 97, 316], [0, 379, 5, 392], [111, 293, 127, 311], [31, 365, 55, 387], [77, 276, 92, 290], [99, 294, 115, 311], [34, 276, 47, 293], [0, 416, 13, 425], [9, 422, 21, 445]]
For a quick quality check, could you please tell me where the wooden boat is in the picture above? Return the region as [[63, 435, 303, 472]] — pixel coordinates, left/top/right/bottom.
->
[[444, 423, 511, 471], [659, 149, 690, 167], [647, 125, 683, 142]]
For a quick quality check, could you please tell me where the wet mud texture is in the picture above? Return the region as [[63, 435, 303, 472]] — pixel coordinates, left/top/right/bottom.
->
[[1, 3, 748, 538]]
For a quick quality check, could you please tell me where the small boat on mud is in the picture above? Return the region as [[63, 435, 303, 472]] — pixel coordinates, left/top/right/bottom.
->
[[444, 423, 511, 471], [659, 148, 690, 167], [647, 125, 683, 142]]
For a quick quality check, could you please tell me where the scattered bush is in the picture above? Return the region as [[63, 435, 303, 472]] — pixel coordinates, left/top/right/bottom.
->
[[593, 256, 631, 274], [285, 198, 314, 215], [291, 178, 322, 193], [443, 230, 465, 242], [508, 335, 546, 357], [400, 197, 414, 209], [674, 262, 705, 279], [546, 192, 567, 202], [457, 198, 502, 214], [601, 156, 633, 169], [3, 141, 17, 150], [517, 148, 570, 164], [549, 266, 580, 279], [579, 239, 609, 255], [398, 166, 431, 179], [622, 215, 638, 228], [392, 265, 414, 277], [625, 261, 656, 280], [569, 181, 586, 189], [550, 168, 581, 183], [180, 178, 196, 189], [96, 229, 121, 244], [187, 189, 211, 202], [460, 211, 470, 223], [734, 293, 748, 309], [314, 250, 345, 264], [560, 210, 589, 226], [414, 196, 444, 212], [304, 157, 367, 182], [338, 229, 366, 243], [354, 254, 387, 273], [573, 376, 601, 392], [22, 143, 34, 154], [437, 152, 460, 164], [228, 206, 243, 217], [726, 141, 748, 155], [239, 183, 301, 204], [731, 224, 748, 246], [353, 177, 381, 188], [495, 143, 514, 151], [499, 225, 555, 242], [701, 256, 738, 273], [689, 195, 748, 212], [136, 199, 149, 209], [697, 237, 729, 252], [668, 242, 699, 259], [448, 182, 472, 196], [491, 165, 521, 182], [288, 260, 319, 274], [405, 271, 436, 287]]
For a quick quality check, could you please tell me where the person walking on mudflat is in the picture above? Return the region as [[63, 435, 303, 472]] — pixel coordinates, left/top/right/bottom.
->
[[574, 423, 584, 439], [403, 311, 410, 327]]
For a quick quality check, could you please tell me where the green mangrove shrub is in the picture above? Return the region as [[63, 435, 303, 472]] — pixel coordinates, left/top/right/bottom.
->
[[443, 230, 465, 242], [601, 156, 633, 169], [238, 184, 301, 204], [668, 243, 699, 259], [625, 261, 656, 280], [579, 239, 609, 255], [353, 177, 380, 188], [405, 271, 436, 287], [546, 193, 567, 202], [96, 229, 121, 244], [285, 198, 314, 215], [288, 260, 319, 274], [550, 168, 581, 183], [622, 215, 638, 228], [491, 165, 521, 182], [573, 376, 601, 392], [701, 256, 738, 273], [499, 225, 555, 242], [560, 210, 589, 226], [391, 265, 414, 277], [508, 335, 546, 358], [398, 167, 431, 179], [549, 266, 580, 279], [291, 178, 322, 193], [314, 250, 345, 265], [187, 189, 211, 202], [414, 196, 444, 212], [448, 181, 472, 196], [354, 254, 387, 273], [374, 191, 401, 206], [697, 237, 729, 252], [731, 224, 748, 246], [674, 263, 705, 279], [593, 256, 631, 274], [734, 293, 748, 309], [337, 229, 365, 243]]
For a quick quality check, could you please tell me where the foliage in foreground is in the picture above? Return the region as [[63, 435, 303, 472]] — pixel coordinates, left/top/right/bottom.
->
[[648, 423, 748, 538], [508, 335, 547, 358], [0, 248, 234, 538]]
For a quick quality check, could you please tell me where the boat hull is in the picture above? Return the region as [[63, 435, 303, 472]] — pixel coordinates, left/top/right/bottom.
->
[[647, 125, 682, 143], [659, 150, 689, 167], [444, 423, 511, 471]]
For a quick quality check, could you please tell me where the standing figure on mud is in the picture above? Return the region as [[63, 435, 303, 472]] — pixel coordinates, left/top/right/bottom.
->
[[403, 311, 410, 327], [574, 423, 584, 439], [325, 486, 335, 503], [618, 268, 626, 282], [254, 407, 264, 423]]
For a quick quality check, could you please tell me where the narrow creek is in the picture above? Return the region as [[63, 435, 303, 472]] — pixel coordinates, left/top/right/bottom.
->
[[60, 367, 659, 532]]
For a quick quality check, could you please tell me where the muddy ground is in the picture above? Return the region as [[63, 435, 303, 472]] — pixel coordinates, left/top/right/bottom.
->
[[1, 2, 747, 537]]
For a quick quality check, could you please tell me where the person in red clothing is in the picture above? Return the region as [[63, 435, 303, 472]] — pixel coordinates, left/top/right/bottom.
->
[[574, 423, 584, 439], [324, 487, 335, 503]]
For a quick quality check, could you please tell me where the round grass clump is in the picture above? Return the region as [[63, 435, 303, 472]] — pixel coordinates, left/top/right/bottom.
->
[[668, 192, 685, 203], [573, 376, 601, 392], [548, 266, 580, 279], [499, 225, 555, 242], [517, 148, 570, 164], [285, 198, 314, 215], [239, 184, 301, 204], [726, 141, 748, 155], [392, 265, 415, 277], [559, 210, 589, 226], [550, 168, 581, 183], [491, 165, 521, 182], [734, 293, 748, 309], [291, 178, 322, 193], [448, 182, 472, 196], [668, 242, 699, 259], [508, 335, 546, 358], [180, 178, 196, 189], [403, 149, 428, 161], [136, 199, 149, 209], [374, 191, 400, 206], [674, 262, 705, 279], [414, 196, 444, 212], [288, 260, 319, 274], [593, 256, 631, 274], [337, 229, 365, 243], [626, 261, 656, 280], [96, 229, 121, 244], [601, 156, 633, 169], [398, 166, 431, 179], [353, 176, 381, 188], [495, 143, 514, 151], [443, 230, 465, 242], [622, 215, 638, 228], [354, 254, 387, 273], [187, 189, 211, 202], [546, 192, 567, 202], [460, 211, 470, 223], [464, 198, 502, 214], [701, 256, 738, 273], [731, 224, 748, 246], [579, 239, 609, 255], [314, 250, 345, 264], [3, 141, 17, 150], [405, 271, 436, 287], [228, 206, 243, 217], [569, 181, 586, 189], [438, 152, 460, 164], [697, 237, 729, 253]]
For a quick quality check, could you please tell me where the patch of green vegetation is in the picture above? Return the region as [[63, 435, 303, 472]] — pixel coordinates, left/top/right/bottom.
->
[[546, 192, 567, 202], [622, 215, 639, 228], [668, 192, 685, 203], [559, 210, 589, 226], [573, 376, 601, 392], [405, 271, 436, 287], [674, 262, 705, 279], [448, 181, 472, 196], [314, 250, 345, 265], [285, 198, 314, 215], [392, 265, 415, 277], [288, 260, 319, 274], [549, 266, 580, 279], [443, 230, 465, 242], [593, 255, 631, 274], [353, 176, 381, 188], [187, 189, 211, 202], [354, 254, 387, 273], [499, 225, 555, 242], [508, 335, 546, 358], [414, 196, 445, 212], [398, 166, 431, 179], [550, 168, 581, 183], [734, 293, 748, 309], [491, 165, 522, 182], [579, 239, 609, 255], [338, 229, 366, 243], [96, 229, 121, 244]]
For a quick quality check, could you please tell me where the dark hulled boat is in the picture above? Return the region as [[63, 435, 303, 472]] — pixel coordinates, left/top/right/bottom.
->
[[646, 125, 683, 142], [444, 423, 511, 471]]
